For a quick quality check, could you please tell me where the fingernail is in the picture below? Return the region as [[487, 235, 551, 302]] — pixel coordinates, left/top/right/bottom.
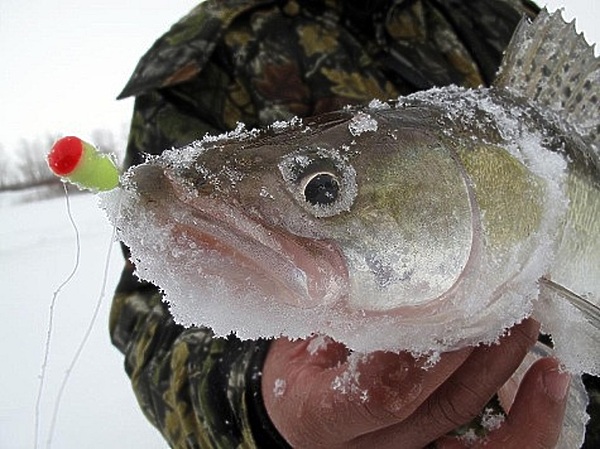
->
[[542, 368, 570, 402]]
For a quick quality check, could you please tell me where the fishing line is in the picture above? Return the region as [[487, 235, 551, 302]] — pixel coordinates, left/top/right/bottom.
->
[[38, 136, 122, 448], [34, 183, 81, 449], [45, 208, 119, 448]]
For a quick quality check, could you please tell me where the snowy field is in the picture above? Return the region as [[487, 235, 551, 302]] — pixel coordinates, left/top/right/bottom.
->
[[0, 191, 166, 448]]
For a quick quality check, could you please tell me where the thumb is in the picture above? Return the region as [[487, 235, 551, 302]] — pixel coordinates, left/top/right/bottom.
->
[[436, 357, 570, 449]]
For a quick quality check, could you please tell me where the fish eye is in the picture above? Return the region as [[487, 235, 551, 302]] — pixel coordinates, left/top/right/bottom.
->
[[279, 147, 357, 218], [303, 172, 340, 206]]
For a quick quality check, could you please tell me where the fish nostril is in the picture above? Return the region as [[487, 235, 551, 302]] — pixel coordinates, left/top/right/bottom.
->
[[194, 177, 214, 195]]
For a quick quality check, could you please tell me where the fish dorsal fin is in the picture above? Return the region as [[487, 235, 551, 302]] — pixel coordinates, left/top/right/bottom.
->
[[494, 9, 600, 152]]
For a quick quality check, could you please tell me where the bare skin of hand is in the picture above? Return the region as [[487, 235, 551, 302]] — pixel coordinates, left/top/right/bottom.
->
[[262, 319, 570, 449]]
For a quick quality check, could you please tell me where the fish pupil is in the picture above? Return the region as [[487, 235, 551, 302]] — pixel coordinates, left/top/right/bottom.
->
[[304, 172, 339, 206]]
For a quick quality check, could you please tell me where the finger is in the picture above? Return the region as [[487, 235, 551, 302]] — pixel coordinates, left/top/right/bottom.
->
[[433, 436, 466, 449], [319, 349, 475, 445], [262, 336, 473, 446], [411, 318, 541, 445], [435, 357, 570, 449], [261, 336, 351, 446], [346, 348, 473, 423], [484, 357, 569, 448], [348, 318, 540, 448]]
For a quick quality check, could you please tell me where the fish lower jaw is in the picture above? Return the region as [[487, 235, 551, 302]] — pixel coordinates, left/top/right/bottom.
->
[[171, 215, 349, 309]]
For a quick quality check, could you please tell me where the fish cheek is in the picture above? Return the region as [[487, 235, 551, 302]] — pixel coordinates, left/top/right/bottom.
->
[[236, 171, 316, 233], [337, 144, 476, 311]]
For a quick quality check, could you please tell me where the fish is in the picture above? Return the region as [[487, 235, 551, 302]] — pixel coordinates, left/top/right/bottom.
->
[[102, 10, 600, 377]]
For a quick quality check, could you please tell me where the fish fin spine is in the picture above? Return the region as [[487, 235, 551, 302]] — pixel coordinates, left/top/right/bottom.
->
[[494, 9, 600, 153]]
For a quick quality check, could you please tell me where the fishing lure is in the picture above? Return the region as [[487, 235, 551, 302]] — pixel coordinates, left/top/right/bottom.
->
[[47, 136, 119, 191]]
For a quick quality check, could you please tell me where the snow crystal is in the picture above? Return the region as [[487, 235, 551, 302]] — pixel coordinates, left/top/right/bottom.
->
[[259, 186, 274, 199], [458, 429, 480, 446], [306, 335, 332, 356], [480, 408, 505, 432], [348, 112, 378, 136], [201, 121, 260, 143], [331, 353, 368, 402], [367, 98, 391, 110], [536, 285, 600, 376], [271, 116, 302, 131], [273, 378, 286, 397]]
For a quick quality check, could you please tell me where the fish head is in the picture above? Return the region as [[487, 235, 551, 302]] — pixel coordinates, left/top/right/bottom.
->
[[125, 108, 478, 317]]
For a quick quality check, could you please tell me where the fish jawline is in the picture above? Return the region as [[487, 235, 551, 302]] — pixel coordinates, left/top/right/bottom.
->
[[172, 197, 349, 309]]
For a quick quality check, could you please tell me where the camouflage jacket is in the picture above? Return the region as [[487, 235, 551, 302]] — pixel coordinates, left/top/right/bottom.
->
[[112, 0, 597, 448]]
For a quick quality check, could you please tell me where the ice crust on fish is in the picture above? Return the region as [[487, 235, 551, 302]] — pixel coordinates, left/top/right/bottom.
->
[[101, 9, 599, 390], [101, 83, 593, 368], [348, 112, 378, 136]]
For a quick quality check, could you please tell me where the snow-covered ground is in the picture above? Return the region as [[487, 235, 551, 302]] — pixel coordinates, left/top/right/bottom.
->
[[0, 191, 166, 448]]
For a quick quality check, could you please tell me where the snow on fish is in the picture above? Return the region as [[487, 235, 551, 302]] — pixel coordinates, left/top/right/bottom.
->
[[100, 10, 599, 379]]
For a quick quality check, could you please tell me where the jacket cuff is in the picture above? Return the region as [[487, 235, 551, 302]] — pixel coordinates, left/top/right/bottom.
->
[[246, 339, 292, 448]]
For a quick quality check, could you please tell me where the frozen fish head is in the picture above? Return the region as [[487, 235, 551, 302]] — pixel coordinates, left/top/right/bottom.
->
[[123, 114, 483, 313], [103, 10, 600, 368]]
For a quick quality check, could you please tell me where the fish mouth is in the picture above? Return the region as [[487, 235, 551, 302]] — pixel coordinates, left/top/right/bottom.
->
[[169, 195, 349, 309]]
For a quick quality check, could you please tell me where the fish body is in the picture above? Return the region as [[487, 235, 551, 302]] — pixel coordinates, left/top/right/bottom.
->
[[104, 10, 600, 374]]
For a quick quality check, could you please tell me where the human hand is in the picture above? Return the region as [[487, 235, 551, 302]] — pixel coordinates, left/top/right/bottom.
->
[[262, 319, 569, 448]]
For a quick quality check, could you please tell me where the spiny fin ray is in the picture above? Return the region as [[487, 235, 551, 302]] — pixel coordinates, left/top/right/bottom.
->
[[495, 9, 600, 153]]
